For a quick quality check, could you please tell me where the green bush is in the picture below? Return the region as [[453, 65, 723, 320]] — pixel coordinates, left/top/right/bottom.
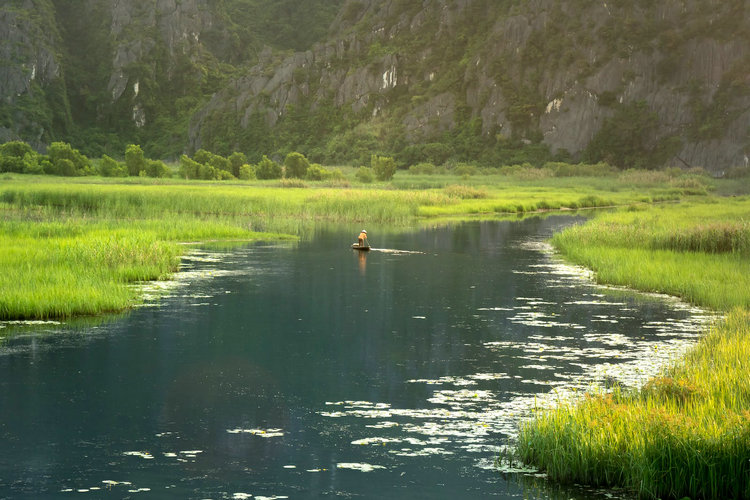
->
[[0, 155, 25, 173], [355, 166, 374, 183], [125, 144, 147, 176], [179, 155, 201, 179], [238, 164, 256, 180], [22, 153, 43, 174], [0, 141, 34, 159], [284, 152, 310, 178], [48, 142, 92, 176], [146, 159, 171, 178], [408, 162, 436, 175], [228, 152, 248, 178], [99, 154, 128, 177], [371, 155, 396, 181], [453, 163, 479, 176], [255, 155, 282, 179]]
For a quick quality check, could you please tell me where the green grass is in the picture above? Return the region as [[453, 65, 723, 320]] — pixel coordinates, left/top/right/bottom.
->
[[516, 310, 750, 499], [0, 173, 736, 321], [514, 197, 750, 499], [551, 198, 750, 309]]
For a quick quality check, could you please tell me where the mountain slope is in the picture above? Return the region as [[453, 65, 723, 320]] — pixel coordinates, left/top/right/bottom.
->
[[1, 0, 748, 170], [189, 0, 750, 169]]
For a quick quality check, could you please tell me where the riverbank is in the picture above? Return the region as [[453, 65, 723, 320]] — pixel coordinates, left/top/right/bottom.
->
[[515, 197, 750, 499], [0, 172, 714, 321]]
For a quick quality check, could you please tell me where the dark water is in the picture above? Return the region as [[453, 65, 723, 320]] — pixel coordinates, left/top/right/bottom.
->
[[0, 217, 714, 499]]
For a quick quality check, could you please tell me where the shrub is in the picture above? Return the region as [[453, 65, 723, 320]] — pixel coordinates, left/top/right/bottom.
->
[[371, 155, 396, 181], [125, 144, 147, 176], [238, 164, 256, 180], [408, 162, 436, 175], [48, 142, 92, 176], [179, 155, 201, 179], [355, 166, 374, 183], [99, 155, 128, 177], [146, 159, 171, 178], [208, 154, 232, 174], [0, 141, 33, 159], [228, 152, 247, 178], [284, 152, 310, 178], [453, 163, 479, 176], [255, 155, 282, 179], [21, 153, 43, 174], [0, 155, 25, 173], [278, 178, 307, 188]]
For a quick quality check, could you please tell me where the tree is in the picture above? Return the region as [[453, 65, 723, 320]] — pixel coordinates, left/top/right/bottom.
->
[[355, 166, 374, 183], [0, 141, 34, 159], [371, 155, 396, 181], [228, 152, 248, 178], [255, 155, 282, 179], [47, 142, 92, 176], [125, 144, 147, 176], [179, 154, 201, 179], [239, 164, 256, 180], [284, 152, 310, 178], [99, 155, 128, 177]]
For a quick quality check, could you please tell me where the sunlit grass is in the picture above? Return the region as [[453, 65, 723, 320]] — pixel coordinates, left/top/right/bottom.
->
[[0, 175, 734, 320], [516, 310, 750, 499], [515, 197, 750, 498], [551, 198, 750, 309]]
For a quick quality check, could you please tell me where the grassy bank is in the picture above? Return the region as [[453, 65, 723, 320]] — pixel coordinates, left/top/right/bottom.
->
[[0, 172, 729, 321], [515, 197, 750, 499]]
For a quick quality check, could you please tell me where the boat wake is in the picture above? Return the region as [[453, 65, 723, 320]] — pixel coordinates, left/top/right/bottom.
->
[[370, 248, 425, 255]]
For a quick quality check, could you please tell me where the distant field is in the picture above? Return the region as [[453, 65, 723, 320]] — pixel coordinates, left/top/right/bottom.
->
[[0, 170, 738, 320]]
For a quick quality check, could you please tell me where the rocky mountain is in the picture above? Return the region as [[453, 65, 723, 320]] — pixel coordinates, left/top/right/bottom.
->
[[1, 0, 748, 170]]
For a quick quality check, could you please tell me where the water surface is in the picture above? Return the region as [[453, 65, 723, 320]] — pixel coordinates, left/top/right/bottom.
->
[[0, 217, 713, 498]]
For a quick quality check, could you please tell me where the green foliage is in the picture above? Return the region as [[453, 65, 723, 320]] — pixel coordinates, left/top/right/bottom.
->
[[0, 141, 37, 174], [179, 154, 201, 179], [584, 101, 679, 170], [228, 151, 247, 178], [355, 166, 374, 183], [408, 162, 436, 175], [238, 164, 256, 180], [0, 141, 34, 158], [125, 144, 147, 176], [145, 159, 171, 178], [99, 154, 128, 177], [255, 155, 282, 179], [284, 152, 310, 178], [47, 141, 92, 176], [543, 161, 617, 177], [371, 155, 397, 181]]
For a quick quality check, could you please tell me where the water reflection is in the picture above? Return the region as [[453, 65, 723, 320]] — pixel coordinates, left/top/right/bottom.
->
[[0, 217, 715, 499]]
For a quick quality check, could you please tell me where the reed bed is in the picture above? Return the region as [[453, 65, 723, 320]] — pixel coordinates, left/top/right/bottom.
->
[[517, 197, 750, 498], [516, 310, 750, 499], [0, 177, 733, 320]]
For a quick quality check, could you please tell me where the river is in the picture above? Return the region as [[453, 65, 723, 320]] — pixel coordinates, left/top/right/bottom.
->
[[0, 216, 714, 499]]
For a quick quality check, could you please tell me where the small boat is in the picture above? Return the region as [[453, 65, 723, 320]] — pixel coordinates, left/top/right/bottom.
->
[[352, 243, 371, 251]]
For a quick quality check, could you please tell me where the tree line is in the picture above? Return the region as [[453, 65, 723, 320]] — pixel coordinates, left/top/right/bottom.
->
[[0, 140, 402, 182]]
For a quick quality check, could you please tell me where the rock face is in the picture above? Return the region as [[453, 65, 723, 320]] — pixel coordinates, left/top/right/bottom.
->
[[189, 0, 750, 169], [1, 0, 748, 169], [0, 0, 65, 148]]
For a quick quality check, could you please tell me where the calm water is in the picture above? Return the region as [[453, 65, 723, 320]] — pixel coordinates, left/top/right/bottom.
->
[[0, 217, 714, 499]]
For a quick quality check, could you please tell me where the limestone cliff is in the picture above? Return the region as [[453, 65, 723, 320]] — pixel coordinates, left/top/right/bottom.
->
[[0, 0, 67, 148], [1, 0, 748, 169], [189, 0, 750, 169]]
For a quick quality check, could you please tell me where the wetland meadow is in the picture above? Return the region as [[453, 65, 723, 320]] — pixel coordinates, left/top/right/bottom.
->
[[1, 166, 749, 498]]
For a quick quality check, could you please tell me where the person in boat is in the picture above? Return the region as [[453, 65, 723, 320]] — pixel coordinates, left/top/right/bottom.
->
[[358, 229, 368, 247]]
